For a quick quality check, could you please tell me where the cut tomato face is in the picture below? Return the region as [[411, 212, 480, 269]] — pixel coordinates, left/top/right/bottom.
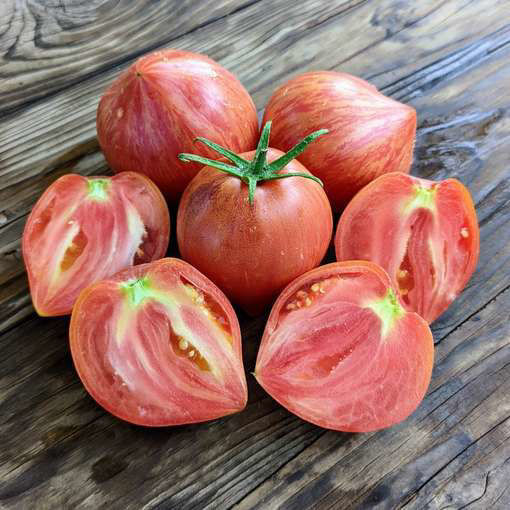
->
[[70, 258, 247, 427], [335, 172, 479, 323], [22, 172, 170, 317], [255, 262, 434, 432]]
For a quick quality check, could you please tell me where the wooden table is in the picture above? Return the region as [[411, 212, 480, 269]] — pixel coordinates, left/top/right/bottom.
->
[[1, 1, 509, 508]]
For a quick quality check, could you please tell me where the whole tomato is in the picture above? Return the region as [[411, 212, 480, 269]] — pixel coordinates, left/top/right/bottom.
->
[[263, 71, 416, 211], [97, 49, 259, 201], [177, 122, 333, 316], [23, 172, 170, 316], [70, 258, 247, 426], [255, 261, 434, 432], [335, 172, 479, 323]]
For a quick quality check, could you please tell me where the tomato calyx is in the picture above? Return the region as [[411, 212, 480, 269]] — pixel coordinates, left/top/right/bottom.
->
[[365, 287, 405, 339], [87, 178, 110, 201], [403, 183, 437, 215], [121, 276, 151, 305], [178, 121, 328, 204]]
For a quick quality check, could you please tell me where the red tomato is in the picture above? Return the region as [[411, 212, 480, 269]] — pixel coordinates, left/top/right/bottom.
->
[[335, 172, 479, 323], [263, 71, 416, 211], [177, 147, 333, 316], [70, 258, 247, 427], [255, 261, 434, 432], [23, 172, 170, 317], [96, 49, 259, 201]]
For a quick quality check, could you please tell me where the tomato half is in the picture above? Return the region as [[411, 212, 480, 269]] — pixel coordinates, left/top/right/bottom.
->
[[97, 49, 259, 201], [177, 148, 333, 316], [70, 258, 247, 426], [263, 71, 416, 211], [335, 172, 479, 323], [255, 261, 434, 432], [23, 172, 170, 317]]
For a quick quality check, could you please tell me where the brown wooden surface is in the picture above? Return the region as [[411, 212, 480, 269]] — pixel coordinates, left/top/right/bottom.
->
[[1, 1, 510, 508]]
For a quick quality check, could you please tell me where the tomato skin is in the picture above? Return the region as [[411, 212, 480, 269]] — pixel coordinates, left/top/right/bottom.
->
[[97, 49, 259, 201], [255, 261, 434, 432], [70, 258, 247, 427], [177, 148, 333, 316], [263, 71, 416, 211], [335, 172, 480, 323], [22, 172, 170, 317]]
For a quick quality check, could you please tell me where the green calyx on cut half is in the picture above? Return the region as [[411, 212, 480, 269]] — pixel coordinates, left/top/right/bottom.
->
[[178, 121, 328, 205], [366, 288, 405, 339], [87, 178, 110, 201], [403, 184, 437, 215], [121, 277, 152, 306]]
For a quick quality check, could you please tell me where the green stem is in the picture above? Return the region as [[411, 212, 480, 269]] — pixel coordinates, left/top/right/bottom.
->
[[252, 121, 271, 177], [194, 137, 250, 168], [264, 172, 323, 186], [178, 153, 244, 179], [248, 178, 257, 205], [177, 121, 328, 207], [268, 129, 328, 173]]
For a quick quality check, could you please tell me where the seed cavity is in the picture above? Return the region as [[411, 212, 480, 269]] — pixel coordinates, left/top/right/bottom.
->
[[285, 280, 329, 311], [60, 228, 87, 271], [180, 277, 232, 340], [170, 328, 211, 372], [133, 230, 150, 264]]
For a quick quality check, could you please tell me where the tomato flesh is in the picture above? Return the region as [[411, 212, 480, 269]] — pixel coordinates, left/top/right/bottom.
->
[[335, 172, 479, 323], [70, 258, 247, 427], [255, 262, 434, 432], [22, 172, 170, 316]]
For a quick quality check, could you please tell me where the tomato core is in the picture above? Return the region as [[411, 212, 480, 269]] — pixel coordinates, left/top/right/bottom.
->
[[404, 184, 437, 214], [121, 277, 151, 306], [365, 288, 405, 338], [87, 178, 110, 201]]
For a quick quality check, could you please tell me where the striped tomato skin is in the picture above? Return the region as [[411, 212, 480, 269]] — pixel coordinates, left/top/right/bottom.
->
[[263, 71, 416, 211], [97, 49, 259, 201]]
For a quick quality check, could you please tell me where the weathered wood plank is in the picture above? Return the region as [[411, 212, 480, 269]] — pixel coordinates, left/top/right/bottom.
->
[[0, 0, 261, 115], [1, 0, 510, 509]]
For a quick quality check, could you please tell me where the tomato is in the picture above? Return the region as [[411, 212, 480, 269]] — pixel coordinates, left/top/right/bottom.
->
[[96, 49, 259, 201], [23, 172, 170, 317], [335, 172, 479, 323], [263, 71, 416, 211], [70, 258, 247, 427], [255, 261, 434, 432], [177, 122, 333, 316]]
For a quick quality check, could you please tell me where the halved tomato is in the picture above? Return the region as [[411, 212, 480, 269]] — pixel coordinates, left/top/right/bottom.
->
[[70, 258, 247, 427], [23, 172, 170, 316], [335, 172, 479, 323], [255, 261, 434, 432]]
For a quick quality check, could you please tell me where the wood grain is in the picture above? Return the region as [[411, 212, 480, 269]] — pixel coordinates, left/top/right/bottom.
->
[[0, 0, 261, 115], [1, 0, 510, 508]]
